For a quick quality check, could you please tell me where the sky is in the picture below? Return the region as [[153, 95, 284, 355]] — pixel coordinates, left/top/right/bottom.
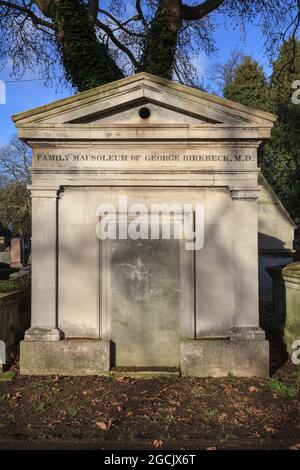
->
[[0, 13, 273, 146]]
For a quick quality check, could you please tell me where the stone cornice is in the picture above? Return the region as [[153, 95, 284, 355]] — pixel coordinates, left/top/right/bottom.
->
[[16, 124, 270, 142], [27, 185, 60, 198], [230, 188, 260, 201]]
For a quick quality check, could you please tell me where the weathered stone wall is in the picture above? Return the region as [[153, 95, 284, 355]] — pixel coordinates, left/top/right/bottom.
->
[[0, 289, 30, 370], [267, 262, 300, 355], [258, 174, 295, 301], [0, 253, 10, 264]]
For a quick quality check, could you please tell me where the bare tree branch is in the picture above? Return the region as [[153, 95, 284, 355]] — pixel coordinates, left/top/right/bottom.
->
[[88, 0, 99, 23], [32, 0, 55, 18], [98, 8, 145, 37], [182, 0, 225, 20], [96, 19, 139, 69], [0, 0, 56, 30], [136, 0, 148, 29]]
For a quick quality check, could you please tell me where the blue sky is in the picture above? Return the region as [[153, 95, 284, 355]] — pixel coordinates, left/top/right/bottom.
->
[[0, 16, 272, 146]]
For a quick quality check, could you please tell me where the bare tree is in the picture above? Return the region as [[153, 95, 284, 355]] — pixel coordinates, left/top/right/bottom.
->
[[209, 49, 245, 95], [0, 1, 299, 91], [0, 136, 31, 185], [0, 136, 31, 236]]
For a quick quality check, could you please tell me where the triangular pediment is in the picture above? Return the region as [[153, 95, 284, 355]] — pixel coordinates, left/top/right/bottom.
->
[[68, 98, 222, 125], [12, 73, 276, 129]]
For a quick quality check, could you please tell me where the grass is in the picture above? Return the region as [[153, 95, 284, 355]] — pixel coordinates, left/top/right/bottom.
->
[[267, 378, 297, 398], [0, 369, 299, 448], [203, 407, 220, 418], [219, 431, 237, 442], [0, 393, 9, 402], [33, 401, 46, 413], [30, 381, 46, 390], [225, 371, 235, 385], [163, 414, 176, 425], [191, 386, 203, 398], [67, 405, 78, 418], [0, 276, 31, 294]]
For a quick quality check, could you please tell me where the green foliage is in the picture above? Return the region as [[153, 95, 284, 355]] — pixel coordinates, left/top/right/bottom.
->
[[33, 401, 46, 413], [0, 276, 31, 294], [203, 407, 220, 418], [191, 386, 203, 397], [224, 56, 270, 111], [140, 0, 180, 80], [223, 42, 300, 234], [54, 0, 123, 91], [66, 404, 78, 418], [0, 222, 11, 238], [267, 378, 297, 398], [0, 183, 31, 238], [263, 38, 300, 229], [225, 371, 235, 385]]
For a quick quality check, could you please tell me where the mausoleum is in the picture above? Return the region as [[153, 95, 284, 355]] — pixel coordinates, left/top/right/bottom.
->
[[13, 73, 278, 377], [257, 173, 295, 301]]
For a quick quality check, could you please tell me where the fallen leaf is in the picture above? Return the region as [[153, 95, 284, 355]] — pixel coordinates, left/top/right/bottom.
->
[[169, 400, 180, 406], [290, 444, 300, 450], [153, 439, 163, 448], [96, 420, 112, 431], [248, 386, 259, 393], [13, 391, 22, 400], [207, 447, 217, 451], [96, 421, 107, 430], [218, 413, 228, 423], [116, 377, 125, 382], [265, 426, 276, 434], [249, 406, 263, 417]]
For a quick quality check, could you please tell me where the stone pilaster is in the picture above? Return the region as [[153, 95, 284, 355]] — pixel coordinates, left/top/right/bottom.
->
[[230, 188, 265, 339], [24, 187, 63, 341]]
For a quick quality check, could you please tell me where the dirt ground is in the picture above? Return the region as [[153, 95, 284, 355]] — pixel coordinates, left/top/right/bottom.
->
[[0, 303, 299, 450]]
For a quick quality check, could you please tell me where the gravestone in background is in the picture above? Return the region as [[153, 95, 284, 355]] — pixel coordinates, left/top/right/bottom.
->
[[10, 238, 22, 268]]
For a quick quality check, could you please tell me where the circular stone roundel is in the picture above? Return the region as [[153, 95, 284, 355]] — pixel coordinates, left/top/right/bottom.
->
[[139, 107, 151, 119]]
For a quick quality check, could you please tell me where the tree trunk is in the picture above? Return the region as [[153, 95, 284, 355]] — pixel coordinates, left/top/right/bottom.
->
[[51, 0, 124, 91], [34, 0, 183, 90], [140, 0, 182, 79]]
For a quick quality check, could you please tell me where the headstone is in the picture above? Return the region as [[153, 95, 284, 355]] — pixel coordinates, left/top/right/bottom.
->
[[10, 238, 22, 268], [0, 340, 5, 372], [13, 73, 276, 377], [0, 237, 5, 252]]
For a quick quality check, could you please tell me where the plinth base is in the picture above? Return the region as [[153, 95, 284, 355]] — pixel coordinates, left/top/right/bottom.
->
[[20, 339, 110, 376], [180, 339, 269, 377]]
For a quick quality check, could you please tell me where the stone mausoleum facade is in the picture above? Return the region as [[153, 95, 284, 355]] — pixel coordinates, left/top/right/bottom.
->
[[13, 73, 278, 377]]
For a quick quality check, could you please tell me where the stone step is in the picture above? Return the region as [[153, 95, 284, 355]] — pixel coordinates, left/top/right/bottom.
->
[[110, 367, 180, 378]]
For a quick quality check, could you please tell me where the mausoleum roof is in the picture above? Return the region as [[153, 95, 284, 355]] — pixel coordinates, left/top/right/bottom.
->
[[12, 72, 277, 141]]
